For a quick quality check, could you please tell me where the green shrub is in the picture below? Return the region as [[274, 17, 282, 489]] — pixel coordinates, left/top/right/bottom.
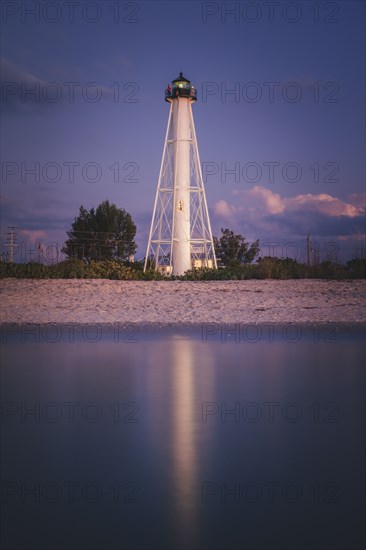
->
[[1, 257, 365, 280], [256, 257, 307, 279], [49, 259, 86, 278], [346, 258, 366, 278]]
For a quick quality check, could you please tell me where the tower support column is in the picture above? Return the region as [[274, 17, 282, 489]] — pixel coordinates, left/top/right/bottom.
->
[[172, 97, 191, 275]]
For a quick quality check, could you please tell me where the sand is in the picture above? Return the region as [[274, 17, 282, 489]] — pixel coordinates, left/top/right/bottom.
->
[[1, 279, 365, 325]]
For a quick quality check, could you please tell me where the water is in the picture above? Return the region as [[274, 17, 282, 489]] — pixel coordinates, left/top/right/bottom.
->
[[1, 324, 365, 550]]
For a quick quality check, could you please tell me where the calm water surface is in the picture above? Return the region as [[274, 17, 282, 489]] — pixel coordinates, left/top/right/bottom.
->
[[1, 324, 365, 550]]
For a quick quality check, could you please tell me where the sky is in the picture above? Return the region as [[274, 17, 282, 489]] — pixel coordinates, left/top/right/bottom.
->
[[1, 0, 365, 263]]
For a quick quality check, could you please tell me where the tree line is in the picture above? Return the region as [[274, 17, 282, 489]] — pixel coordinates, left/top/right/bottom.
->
[[1, 200, 365, 279], [63, 200, 261, 267]]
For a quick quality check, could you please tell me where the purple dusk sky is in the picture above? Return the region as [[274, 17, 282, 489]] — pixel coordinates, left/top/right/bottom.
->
[[1, 0, 365, 263]]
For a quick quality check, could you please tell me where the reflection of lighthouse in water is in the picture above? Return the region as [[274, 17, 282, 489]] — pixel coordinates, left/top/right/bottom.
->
[[144, 72, 217, 276]]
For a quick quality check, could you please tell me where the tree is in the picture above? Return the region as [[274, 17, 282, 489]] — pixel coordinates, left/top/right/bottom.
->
[[63, 200, 137, 261], [213, 228, 260, 267]]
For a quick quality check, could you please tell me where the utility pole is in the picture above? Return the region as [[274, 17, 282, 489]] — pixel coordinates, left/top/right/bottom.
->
[[307, 234, 311, 269], [312, 240, 319, 266], [6, 226, 17, 263], [37, 242, 43, 263]]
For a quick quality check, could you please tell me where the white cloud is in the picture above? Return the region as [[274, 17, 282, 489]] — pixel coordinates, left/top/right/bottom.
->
[[218, 186, 365, 220], [212, 186, 365, 240], [20, 229, 47, 244], [213, 199, 233, 218]]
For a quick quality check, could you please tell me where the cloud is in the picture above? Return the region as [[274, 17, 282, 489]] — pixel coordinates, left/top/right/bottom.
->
[[1, 57, 45, 85], [0, 193, 78, 230], [347, 193, 366, 209], [242, 186, 284, 214], [0, 57, 47, 115], [213, 186, 366, 239], [233, 186, 363, 217], [0, 56, 120, 116], [19, 229, 47, 244], [213, 199, 233, 218]]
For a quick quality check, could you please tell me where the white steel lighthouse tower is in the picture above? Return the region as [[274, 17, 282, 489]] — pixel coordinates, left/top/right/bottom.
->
[[144, 72, 217, 275]]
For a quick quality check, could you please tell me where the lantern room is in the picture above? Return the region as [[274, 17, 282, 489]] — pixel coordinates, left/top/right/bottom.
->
[[165, 72, 197, 102]]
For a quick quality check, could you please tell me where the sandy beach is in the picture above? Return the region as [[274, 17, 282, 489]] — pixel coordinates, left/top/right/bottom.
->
[[1, 278, 365, 325]]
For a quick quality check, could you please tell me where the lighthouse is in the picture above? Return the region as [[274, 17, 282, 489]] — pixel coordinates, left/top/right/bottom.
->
[[144, 72, 217, 276]]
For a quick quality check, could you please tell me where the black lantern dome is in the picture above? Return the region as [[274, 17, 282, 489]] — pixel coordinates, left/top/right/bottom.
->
[[165, 72, 197, 102], [172, 72, 190, 85]]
